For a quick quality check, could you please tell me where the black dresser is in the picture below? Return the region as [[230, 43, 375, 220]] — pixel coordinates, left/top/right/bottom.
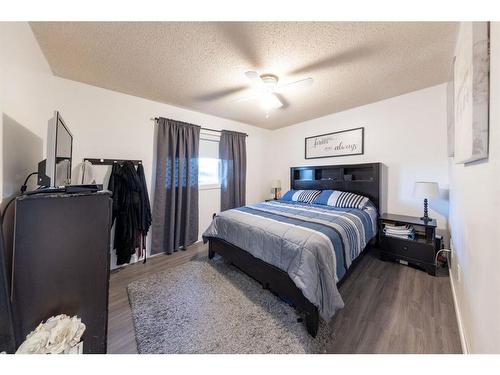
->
[[378, 213, 441, 276], [10, 191, 112, 353]]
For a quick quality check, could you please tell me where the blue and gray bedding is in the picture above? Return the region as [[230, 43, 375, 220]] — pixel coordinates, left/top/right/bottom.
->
[[202, 197, 378, 321]]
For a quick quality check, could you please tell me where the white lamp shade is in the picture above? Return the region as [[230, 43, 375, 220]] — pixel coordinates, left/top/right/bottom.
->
[[413, 182, 439, 199], [271, 179, 281, 189]]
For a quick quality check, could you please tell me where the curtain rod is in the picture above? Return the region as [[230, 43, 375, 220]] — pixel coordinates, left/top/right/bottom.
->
[[152, 117, 248, 137]]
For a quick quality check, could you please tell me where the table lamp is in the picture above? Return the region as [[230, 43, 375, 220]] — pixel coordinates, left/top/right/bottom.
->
[[413, 182, 439, 222], [271, 180, 281, 200]]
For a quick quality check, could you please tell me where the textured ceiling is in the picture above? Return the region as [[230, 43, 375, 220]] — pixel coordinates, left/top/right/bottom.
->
[[30, 22, 458, 129]]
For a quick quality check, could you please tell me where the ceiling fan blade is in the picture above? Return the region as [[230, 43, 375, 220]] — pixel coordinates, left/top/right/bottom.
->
[[231, 93, 260, 103], [244, 71, 263, 85], [260, 93, 284, 110], [290, 46, 374, 75], [275, 77, 313, 93], [194, 86, 247, 101]]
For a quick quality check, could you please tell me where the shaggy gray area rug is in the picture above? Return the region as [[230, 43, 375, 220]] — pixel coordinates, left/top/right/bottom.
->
[[127, 256, 333, 353]]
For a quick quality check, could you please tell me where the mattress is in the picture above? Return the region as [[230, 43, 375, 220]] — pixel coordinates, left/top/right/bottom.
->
[[202, 200, 378, 320]]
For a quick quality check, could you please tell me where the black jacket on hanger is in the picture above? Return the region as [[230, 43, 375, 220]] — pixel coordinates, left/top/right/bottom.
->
[[108, 161, 142, 265]]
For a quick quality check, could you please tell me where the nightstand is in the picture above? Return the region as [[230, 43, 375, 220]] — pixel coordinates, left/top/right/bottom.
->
[[378, 213, 439, 276]]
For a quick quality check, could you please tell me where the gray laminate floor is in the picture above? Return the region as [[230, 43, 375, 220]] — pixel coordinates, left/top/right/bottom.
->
[[107, 243, 461, 354]]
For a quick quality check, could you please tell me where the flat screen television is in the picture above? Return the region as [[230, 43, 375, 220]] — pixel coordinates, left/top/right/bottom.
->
[[37, 111, 73, 188]]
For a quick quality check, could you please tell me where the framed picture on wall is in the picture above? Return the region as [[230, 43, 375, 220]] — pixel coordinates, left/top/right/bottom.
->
[[453, 21, 490, 164], [447, 57, 455, 157], [305, 127, 364, 159]]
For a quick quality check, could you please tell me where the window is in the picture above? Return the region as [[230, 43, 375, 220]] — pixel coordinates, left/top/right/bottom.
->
[[199, 157, 220, 187], [199, 134, 221, 189]]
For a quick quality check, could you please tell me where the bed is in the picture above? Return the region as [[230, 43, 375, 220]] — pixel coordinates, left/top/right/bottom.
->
[[203, 163, 381, 337]]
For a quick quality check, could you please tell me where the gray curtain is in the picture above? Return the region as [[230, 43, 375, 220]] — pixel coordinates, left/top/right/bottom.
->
[[151, 118, 200, 255], [220, 130, 247, 211]]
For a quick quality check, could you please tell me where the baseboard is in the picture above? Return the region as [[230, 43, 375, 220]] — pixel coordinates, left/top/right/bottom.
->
[[110, 239, 205, 271], [449, 268, 470, 354]]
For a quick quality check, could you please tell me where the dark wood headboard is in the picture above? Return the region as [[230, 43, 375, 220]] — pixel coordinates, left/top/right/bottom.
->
[[290, 163, 381, 212]]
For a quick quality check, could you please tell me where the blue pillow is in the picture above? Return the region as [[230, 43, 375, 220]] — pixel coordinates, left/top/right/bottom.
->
[[281, 189, 296, 201], [314, 190, 334, 205]]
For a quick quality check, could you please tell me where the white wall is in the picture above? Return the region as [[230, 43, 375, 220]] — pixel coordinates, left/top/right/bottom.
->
[[0, 22, 271, 269], [448, 22, 500, 354], [0, 22, 56, 269], [0, 22, 55, 204], [269, 84, 450, 229]]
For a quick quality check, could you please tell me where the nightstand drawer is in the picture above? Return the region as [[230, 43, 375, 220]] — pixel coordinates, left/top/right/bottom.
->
[[380, 237, 435, 263]]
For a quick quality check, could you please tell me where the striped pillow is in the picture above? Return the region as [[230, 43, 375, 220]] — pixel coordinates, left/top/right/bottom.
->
[[282, 189, 321, 203], [292, 190, 321, 203], [326, 190, 369, 209]]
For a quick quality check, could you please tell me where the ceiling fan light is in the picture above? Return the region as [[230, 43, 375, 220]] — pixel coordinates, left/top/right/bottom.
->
[[260, 93, 283, 110], [261, 74, 278, 92]]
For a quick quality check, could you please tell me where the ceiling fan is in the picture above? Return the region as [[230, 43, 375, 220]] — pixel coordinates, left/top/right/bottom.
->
[[235, 71, 314, 112]]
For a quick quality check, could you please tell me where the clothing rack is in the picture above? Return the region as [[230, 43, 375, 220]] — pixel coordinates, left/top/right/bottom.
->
[[152, 117, 248, 137], [83, 158, 142, 166], [84, 157, 149, 265]]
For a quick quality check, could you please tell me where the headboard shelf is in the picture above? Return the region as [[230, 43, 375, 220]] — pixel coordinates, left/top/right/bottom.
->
[[290, 163, 381, 212]]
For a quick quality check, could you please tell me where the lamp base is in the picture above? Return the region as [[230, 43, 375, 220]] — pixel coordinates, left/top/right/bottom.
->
[[420, 199, 432, 223]]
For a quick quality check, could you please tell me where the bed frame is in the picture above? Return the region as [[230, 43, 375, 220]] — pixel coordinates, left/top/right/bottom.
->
[[207, 162, 381, 337]]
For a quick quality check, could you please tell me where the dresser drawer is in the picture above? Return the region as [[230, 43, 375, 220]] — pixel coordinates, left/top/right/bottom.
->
[[380, 236, 435, 263]]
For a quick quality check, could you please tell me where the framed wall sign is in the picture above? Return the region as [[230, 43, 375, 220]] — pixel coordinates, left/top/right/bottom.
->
[[453, 22, 489, 164], [305, 127, 364, 159]]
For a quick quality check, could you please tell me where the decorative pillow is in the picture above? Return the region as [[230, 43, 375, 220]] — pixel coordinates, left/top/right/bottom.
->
[[313, 190, 334, 205], [281, 189, 297, 201], [280, 189, 321, 204], [294, 190, 321, 203], [313, 190, 369, 209]]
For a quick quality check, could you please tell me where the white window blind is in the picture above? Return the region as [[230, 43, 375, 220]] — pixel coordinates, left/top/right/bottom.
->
[[199, 131, 220, 189]]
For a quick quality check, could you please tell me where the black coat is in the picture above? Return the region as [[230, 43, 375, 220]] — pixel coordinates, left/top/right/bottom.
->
[[108, 161, 150, 265], [136, 163, 152, 235]]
